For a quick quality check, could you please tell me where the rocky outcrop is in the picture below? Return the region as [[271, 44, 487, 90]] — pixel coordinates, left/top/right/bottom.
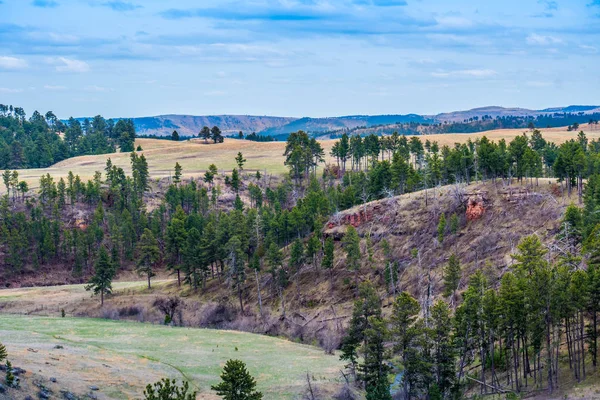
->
[[327, 204, 383, 229], [466, 195, 485, 221]]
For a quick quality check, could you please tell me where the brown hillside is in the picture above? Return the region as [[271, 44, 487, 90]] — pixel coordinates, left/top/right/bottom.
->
[[0, 180, 572, 350]]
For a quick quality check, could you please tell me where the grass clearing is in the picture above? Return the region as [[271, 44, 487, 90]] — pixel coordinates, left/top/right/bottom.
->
[[0, 314, 344, 399]]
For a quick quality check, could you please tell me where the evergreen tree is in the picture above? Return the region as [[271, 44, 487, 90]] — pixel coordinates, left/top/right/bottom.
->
[[171, 130, 180, 141], [341, 281, 382, 379], [200, 126, 211, 142], [211, 126, 223, 143], [449, 213, 459, 234], [443, 253, 461, 300], [235, 152, 246, 170], [143, 378, 196, 400], [85, 247, 115, 306], [343, 226, 361, 295], [0, 342, 7, 363], [137, 228, 160, 289], [437, 213, 446, 243], [174, 162, 183, 185], [231, 169, 240, 193], [322, 236, 335, 285], [211, 359, 263, 400], [166, 208, 187, 286]]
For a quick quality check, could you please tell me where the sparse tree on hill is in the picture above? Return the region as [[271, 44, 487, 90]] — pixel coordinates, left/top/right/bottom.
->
[[211, 359, 263, 400], [343, 226, 361, 295], [137, 228, 160, 289], [85, 247, 115, 306], [443, 253, 461, 302], [231, 168, 240, 193], [211, 126, 223, 143], [235, 152, 247, 170], [437, 213, 446, 243], [200, 126, 211, 142], [144, 378, 196, 400], [166, 207, 187, 286], [322, 236, 335, 286], [0, 342, 7, 363], [449, 213, 459, 234], [173, 162, 183, 185]]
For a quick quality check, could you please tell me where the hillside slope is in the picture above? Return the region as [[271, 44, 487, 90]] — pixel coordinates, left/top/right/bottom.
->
[[0, 180, 571, 344]]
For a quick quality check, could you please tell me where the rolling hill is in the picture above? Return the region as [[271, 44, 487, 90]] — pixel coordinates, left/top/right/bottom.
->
[[77, 105, 600, 139]]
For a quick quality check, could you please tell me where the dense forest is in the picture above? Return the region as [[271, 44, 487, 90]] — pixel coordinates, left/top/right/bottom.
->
[[3, 127, 600, 398], [0, 105, 136, 169]]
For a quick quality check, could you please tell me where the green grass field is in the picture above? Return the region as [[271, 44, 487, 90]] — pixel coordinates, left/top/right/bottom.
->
[[0, 314, 344, 399]]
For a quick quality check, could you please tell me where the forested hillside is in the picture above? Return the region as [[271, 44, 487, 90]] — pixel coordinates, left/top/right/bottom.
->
[[3, 127, 600, 399], [0, 105, 135, 169]]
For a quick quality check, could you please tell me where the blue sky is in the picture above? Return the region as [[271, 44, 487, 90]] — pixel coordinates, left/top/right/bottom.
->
[[0, 0, 599, 118]]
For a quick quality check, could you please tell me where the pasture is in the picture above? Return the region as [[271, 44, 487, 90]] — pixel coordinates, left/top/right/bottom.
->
[[0, 313, 344, 399]]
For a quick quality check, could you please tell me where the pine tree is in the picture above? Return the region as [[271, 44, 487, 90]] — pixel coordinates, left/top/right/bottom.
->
[[443, 253, 461, 300], [166, 208, 187, 287], [343, 225, 361, 295], [305, 234, 320, 268], [171, 130, 180, 141], [322, 236, 334, 286], [341, 281, 382, 379], [211, 359, 263, 400], [137, 228, 160, 289], [227, 236, 247, 314], [235, 152, 247, 170], [200, 126, 211, 142], [174, 162, 183, 185], [85, 247, 115, 306], [430, 300, 455, 397], [449, 213, 459, 234], [361, 315, 391, 400], [437, 213, 446, 243], [231, 168, 240, 193], [5, 360, 16, 387], [211, 126, 223, 143], [0, 342, 7, 363], [143, 378, 196, 400]]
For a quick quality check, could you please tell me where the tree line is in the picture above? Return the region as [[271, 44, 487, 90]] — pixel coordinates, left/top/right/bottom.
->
[[0, 105, 136, 169]]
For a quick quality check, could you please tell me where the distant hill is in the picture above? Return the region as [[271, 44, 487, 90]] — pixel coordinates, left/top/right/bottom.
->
[[76, 105, 599, 138], [259, 114, 431, 138], [131, 115, 298, 137]]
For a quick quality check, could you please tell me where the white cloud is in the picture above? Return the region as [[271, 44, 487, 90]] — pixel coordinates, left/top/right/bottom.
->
[[203, 90, 227, 96], [0, 87, 23, 93], [526, 81, 552, 88], [49, 57, 90, 73], [434, 16, 474, 29], [44, 85, 67, 91], [85, 85, 113, 92], [579, 44, 598, 53], [526, 33, 563, 46], [0, 56, 28, 70], [432, 69, 497, 78]]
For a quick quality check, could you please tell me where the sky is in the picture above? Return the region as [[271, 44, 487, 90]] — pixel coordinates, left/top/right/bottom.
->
[[0, 0, 599, 119]]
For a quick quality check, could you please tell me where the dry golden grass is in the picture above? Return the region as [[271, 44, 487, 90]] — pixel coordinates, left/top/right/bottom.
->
[[9, 124, 600, 191]]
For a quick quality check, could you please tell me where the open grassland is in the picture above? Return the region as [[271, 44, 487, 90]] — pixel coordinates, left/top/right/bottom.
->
[[9, 124, 600, 191], [0, 313, 344, 399]]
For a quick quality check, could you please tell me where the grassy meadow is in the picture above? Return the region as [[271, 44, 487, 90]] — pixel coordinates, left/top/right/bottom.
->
[[0, 314, 344, 399]]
